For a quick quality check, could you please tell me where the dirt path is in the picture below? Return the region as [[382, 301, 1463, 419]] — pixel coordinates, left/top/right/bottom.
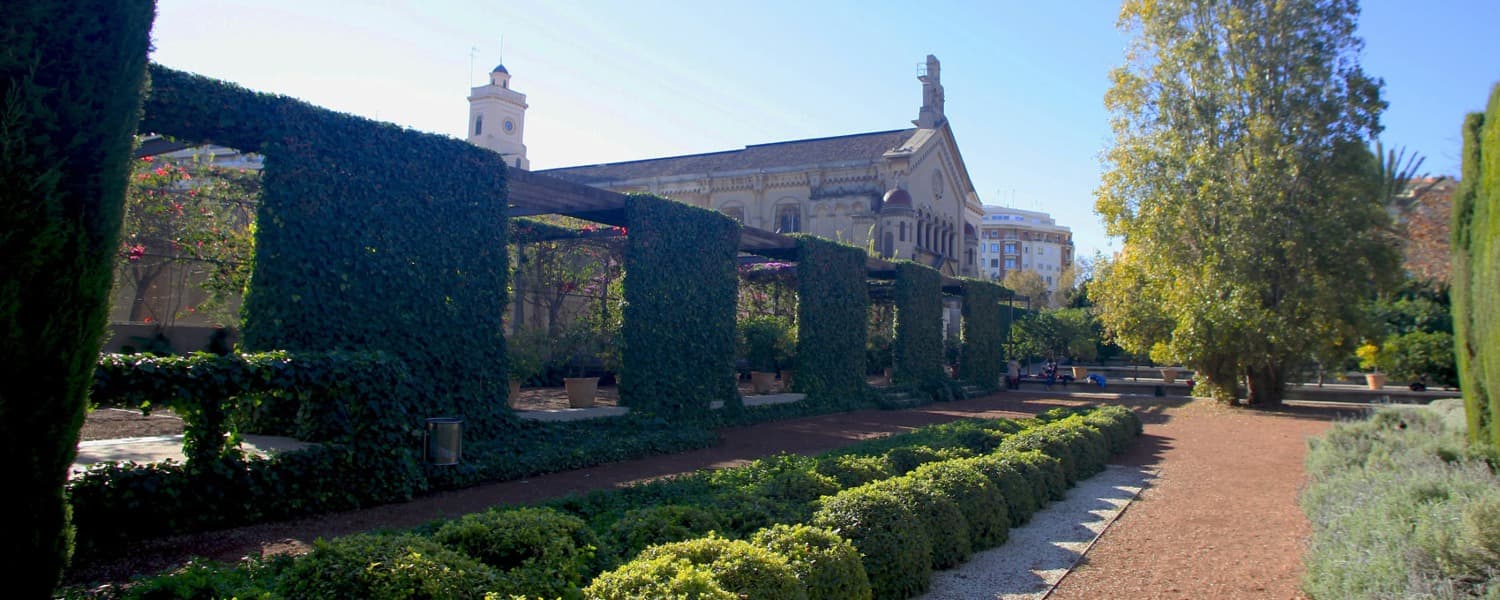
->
[[1051, 399, 1363, 599]]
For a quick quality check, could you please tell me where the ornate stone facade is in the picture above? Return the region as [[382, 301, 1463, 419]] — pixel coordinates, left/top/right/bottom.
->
[[472, 55, 984, 277]]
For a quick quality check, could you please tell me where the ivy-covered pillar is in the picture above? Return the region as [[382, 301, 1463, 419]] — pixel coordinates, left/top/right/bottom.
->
[[893, 262, 947, 395], [142, 66, 514, 433], [793, 236, 870, 408], [621, 194, 740, 421], [958, 279, 1007, 391]]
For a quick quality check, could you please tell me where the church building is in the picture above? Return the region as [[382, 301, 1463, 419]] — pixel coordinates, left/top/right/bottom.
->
[[468, 55, 983, 278]]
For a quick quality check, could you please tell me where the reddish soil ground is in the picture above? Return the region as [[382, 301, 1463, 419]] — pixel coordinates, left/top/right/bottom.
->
[[1051, 399, 1364, 600], [69, 392, 1365, 598]]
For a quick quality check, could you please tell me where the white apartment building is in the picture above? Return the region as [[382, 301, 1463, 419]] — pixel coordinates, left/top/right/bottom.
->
[[976, 205, 1074, 294]]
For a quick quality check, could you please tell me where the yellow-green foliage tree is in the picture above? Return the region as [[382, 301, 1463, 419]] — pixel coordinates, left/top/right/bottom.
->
[[1094, 0, 1399, 405], [0, 2, 155, 596], [1453, 85, 1500, 448]]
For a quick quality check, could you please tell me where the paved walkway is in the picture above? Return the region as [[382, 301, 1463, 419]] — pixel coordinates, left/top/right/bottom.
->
[[73, 434, 312, 474]]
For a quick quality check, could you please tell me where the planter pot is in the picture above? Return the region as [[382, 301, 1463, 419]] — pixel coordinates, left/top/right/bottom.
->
[[1071, 366, 1088, 380], [750, 371, 776, 395], [508, 380, 522, 409], [779, 369, 794, 392], [883, 367, 894, 383], [1366, 373, 1387, 391], [1161, 367, 1178, 384], [564, 377, 599, 408]]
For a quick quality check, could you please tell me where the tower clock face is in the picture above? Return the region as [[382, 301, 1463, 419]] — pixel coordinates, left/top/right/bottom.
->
[[503, 119, 515, 134]]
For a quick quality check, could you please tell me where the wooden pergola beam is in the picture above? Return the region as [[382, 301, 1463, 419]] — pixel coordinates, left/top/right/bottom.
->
[[506, 169, 966, 287]]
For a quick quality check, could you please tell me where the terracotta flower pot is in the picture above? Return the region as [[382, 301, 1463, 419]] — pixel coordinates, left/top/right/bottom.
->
[[564, 377, 599, 408], [1071, 366, 1088, 380], [1366, 373, 1386, 391], [1161, 367, 1178, 384], [750, 371, 776, 395], [779, 369, 794, 392]]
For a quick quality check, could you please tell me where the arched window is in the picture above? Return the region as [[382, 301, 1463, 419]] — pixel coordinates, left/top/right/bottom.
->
[[721, 206, 745, 223], [474, 115, 483, 136], [899, 221, 907, 242], [883, 232, 895, 258], [776, 205, 801, 233]]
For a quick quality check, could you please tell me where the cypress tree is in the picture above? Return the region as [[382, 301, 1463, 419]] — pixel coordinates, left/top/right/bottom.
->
[[0, 2, 155, 595]]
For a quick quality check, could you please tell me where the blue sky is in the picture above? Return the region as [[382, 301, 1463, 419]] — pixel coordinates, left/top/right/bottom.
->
[[150, 0, 1500, 259]]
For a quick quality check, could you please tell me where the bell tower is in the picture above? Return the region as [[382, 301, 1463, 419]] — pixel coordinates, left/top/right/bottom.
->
[[467, 61, 529, 170]]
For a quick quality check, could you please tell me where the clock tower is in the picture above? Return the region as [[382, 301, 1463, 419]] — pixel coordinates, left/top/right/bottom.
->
[[467, 61, 529, 170]]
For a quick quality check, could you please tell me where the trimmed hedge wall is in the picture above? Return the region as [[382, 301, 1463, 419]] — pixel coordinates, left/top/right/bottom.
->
[[893, 261, 948, 397], [958, 278, 1009, 391], [93, 351, 418, 460], [74, 351, 425, 556], [793, 235, 871, 407], [1454, 86, 1500, 450], [0, 3, 155, 595], [620, 194, 741, 421], [139, 65, 513, 432]]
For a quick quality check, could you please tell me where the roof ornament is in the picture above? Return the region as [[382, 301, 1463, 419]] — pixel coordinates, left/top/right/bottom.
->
[[914, 54, 945, 129]]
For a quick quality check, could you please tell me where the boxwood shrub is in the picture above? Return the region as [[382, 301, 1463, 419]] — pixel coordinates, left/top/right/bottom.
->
[[110, 406, 1144, 599], [866, 476, 972, 569], [704, 489, 786, 537], [752, 524, 871, 600], [583, 555, 735, 600], [993, 449, 1069, 503], [812, 484, 932, 600], [636, 535, 807, 600], [1082, 405, 1145, 455], [967, 454, 1041, 526], [275, 534, 497, 600], [909, 459, 1011, 549], [432, 506, 599, 599], [882, 444, 973, 475], [813, 454, 891, 488], [605, 505, 725, 563]]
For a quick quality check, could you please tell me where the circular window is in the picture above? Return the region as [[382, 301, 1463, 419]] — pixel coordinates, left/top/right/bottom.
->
[[503, 119, 515, 134]]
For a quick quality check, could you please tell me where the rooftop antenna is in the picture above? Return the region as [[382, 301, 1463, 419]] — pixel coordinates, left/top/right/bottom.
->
[[469, 45, 479, 87]]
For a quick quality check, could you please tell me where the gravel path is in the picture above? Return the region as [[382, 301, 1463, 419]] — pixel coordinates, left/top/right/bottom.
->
[[1050, 399, 1362, 599], [920, 464, 1153, 599]]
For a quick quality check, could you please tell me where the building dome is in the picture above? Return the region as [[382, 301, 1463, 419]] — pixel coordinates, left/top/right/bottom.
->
[[882, 188, 912, 207], [491, 63, 509, 74]]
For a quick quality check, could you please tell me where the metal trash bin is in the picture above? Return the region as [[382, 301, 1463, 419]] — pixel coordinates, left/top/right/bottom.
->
[[425, 417, 463, 466]]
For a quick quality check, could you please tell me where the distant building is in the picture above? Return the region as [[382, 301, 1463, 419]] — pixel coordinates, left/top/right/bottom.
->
[[1397, 176, 1458, 284], [468, 55, 984, 278], [975, 205, 1074, 293]]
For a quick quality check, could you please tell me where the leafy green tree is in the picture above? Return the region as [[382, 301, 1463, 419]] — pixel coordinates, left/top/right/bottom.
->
[[1001, 270, 1049, 308], [0, 2, 154, 595], [1094, 0, 1398, 405], [1011, 308, 1101, 363]]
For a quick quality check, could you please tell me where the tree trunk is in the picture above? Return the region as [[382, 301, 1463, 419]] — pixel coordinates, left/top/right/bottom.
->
[[1245, 365, 1287, 407]]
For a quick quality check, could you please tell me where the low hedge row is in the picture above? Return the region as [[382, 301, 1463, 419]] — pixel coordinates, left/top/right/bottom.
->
[[72, 353, 719, 560], [108, 405, 1142, 600]]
